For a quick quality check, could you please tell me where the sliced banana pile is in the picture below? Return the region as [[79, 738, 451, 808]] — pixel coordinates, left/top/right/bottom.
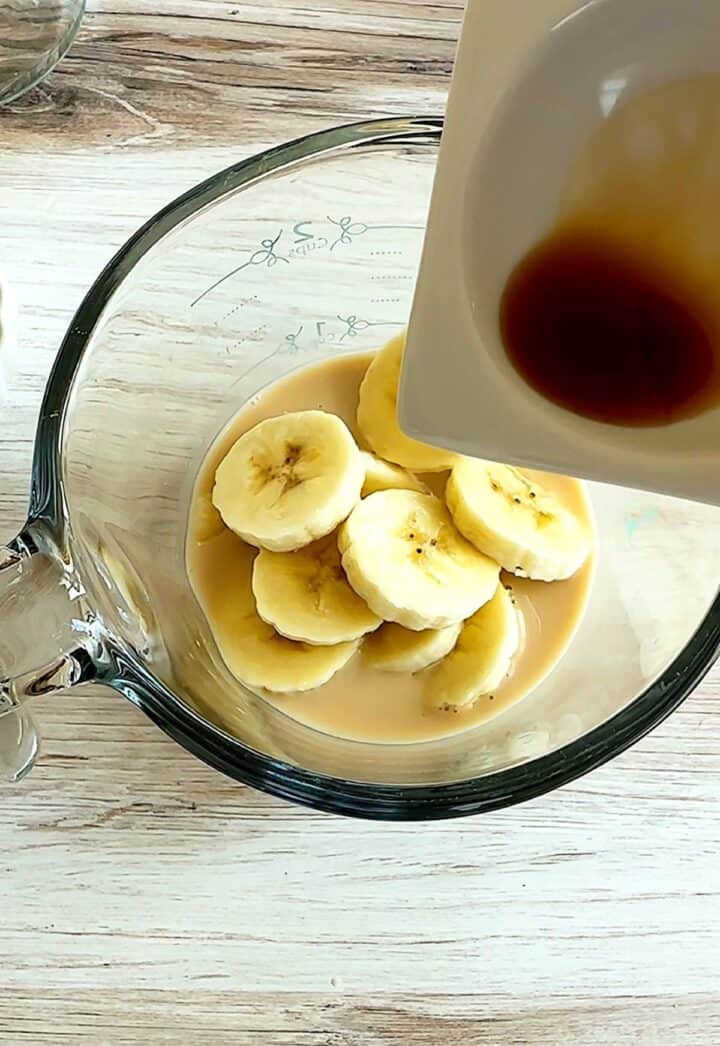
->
[[209, 334, 591, 707]]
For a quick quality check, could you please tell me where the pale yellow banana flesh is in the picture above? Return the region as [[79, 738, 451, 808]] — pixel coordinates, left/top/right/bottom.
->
[[364, 620, 461, 673], [446, 458, 590, 582], [339, 490, 500, 631], [252, 535, 381, 645], [208, 536, 357, 693], [357, 333, 457, 473], [213, 410, 364, 552], [425, 585, 521, 709], [360, 451, 427, 497]]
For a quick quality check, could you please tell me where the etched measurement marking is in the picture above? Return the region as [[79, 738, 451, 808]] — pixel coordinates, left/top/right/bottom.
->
[[337, 314, 404, 342], [328, 216, 424, 251], [191, 231, 288, 307]]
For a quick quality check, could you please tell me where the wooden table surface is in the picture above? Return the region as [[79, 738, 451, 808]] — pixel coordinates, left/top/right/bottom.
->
[[1, 3, 719, 1042]]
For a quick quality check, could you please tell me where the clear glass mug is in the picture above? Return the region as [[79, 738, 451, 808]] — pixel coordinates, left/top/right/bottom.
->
[[0, 0, 84, 104], [1, 118, 719, 818]]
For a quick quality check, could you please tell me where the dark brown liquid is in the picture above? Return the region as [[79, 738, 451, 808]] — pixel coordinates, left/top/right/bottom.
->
[[500, 233, 718, 426], [499, 75, 720, 428]]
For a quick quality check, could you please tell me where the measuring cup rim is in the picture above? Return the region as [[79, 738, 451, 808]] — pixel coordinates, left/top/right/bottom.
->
[[23, 116, 720, 819]]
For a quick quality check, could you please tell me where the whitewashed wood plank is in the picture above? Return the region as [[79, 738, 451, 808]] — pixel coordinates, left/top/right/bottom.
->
[[1, 684, 718, 995], [0, 991, 718, 1045], [1, 2, 719, 1041]]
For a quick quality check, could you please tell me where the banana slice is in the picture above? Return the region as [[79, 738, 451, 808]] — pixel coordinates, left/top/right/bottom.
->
[[357, 333, 457, 472], [213, 410, 364, 552], [364, 620, 461, 673], [252, 535, 381, 645], [211, 537, 357, 692], [426, 585, 521, 710], [361, 451, 427, 497], [338, 490, 500, 630], [446, 458, 590, 581]]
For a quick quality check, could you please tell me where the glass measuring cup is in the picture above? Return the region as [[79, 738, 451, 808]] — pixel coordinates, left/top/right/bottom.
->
[[0, 0, 84, 104], [1, 118, 719, 818]]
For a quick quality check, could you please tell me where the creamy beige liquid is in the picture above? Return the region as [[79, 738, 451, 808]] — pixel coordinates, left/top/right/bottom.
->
[[187, 353, 595, 744]]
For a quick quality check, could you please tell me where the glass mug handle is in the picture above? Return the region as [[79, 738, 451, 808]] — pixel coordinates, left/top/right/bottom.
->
[[0, 535, 98, 782]]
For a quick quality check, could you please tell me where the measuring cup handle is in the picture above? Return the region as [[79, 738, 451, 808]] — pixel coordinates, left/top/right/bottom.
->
[[0, 533, 99, 782]]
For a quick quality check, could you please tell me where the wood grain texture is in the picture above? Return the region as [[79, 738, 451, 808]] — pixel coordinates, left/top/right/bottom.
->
[[0, 0, 458, 152], [1, 991, 719, 1044], [1, 2, 719, 1042]]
